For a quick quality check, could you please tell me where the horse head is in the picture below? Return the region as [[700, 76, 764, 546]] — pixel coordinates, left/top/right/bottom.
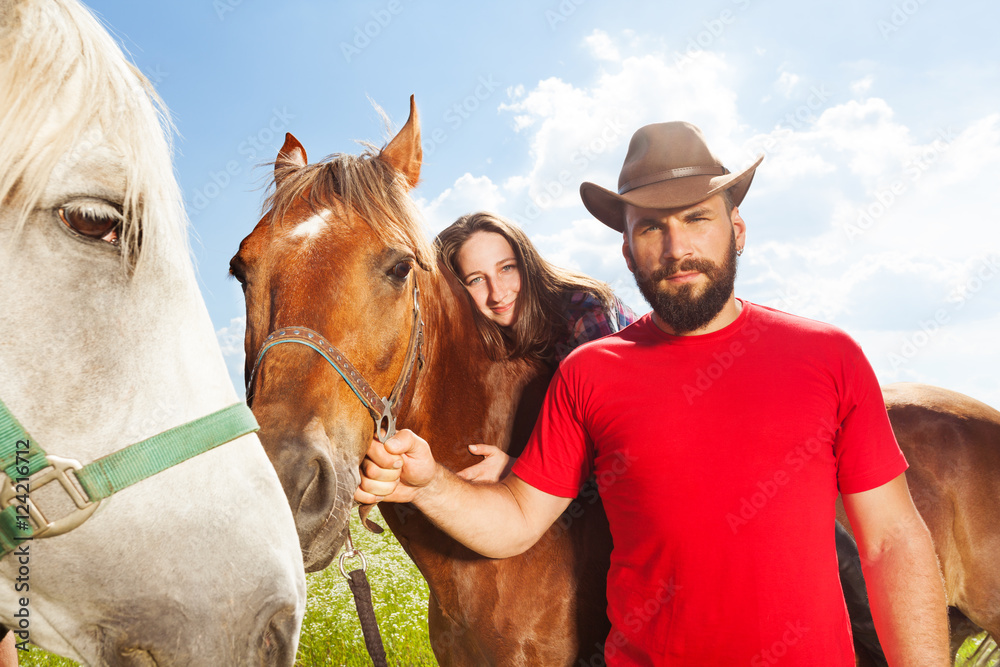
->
[[232, 97, 434, 571], [0, 1, 304, 663]]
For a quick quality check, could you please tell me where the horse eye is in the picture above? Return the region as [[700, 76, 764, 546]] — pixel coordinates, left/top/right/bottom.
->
[[59, 202, 123, 245], [229, 262, 245, 285], [392, 261, 412, 280]]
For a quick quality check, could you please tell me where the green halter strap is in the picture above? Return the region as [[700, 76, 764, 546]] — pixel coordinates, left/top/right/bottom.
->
[[0, 400, 258, 556]]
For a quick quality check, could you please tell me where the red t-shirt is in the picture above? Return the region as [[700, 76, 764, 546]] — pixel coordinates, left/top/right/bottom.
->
[[511, 301, 907, 666]]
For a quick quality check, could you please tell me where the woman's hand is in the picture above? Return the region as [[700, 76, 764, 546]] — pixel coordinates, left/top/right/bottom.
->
[[457, 444, 515, 483]]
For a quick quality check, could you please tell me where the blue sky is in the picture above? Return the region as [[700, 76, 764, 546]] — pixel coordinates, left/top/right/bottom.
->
[[86, 0, 1000, 407]]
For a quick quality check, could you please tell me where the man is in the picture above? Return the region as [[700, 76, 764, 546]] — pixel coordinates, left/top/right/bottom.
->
[[356, 122, 948, 665]]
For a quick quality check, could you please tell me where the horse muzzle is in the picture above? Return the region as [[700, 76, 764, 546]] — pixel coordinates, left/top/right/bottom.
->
[[93, 593, 301, 666], [263, 425, 360, 572]]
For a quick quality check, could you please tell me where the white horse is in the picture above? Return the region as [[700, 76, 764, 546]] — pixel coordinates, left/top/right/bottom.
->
[[0, 1, 305, 664]]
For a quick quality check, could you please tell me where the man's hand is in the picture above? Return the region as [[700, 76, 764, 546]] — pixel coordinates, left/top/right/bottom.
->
[[457, 444, 514, 483], [353, 429, 571, 559], [354, 429, 438, 504]]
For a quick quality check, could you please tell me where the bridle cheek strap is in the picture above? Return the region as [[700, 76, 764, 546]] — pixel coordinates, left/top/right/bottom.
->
[[246, 282, 423, 535], [246, 283, 424, 444]]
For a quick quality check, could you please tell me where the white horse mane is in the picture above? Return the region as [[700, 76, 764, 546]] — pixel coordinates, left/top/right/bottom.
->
[[0, 0, 187, 267]]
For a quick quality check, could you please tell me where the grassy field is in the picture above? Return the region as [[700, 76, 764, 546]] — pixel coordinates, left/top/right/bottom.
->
[[292, 508, 435, 666], [17, 509, 1000, 665]]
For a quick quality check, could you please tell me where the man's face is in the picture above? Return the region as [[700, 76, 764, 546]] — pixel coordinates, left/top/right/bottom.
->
[[622, 194, 745, 334]]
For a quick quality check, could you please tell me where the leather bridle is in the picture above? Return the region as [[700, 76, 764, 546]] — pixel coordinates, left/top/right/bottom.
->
[[246, 282, 424, 444]]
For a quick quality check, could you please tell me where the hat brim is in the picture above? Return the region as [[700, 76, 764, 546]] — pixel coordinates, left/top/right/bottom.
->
[[580, 154, 763, 233]]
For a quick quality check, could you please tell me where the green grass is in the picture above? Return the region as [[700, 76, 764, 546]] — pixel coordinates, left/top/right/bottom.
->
[[956, 632, 1000, 666], [294, 507, 436, 666], [16, 513, 1000, 666]]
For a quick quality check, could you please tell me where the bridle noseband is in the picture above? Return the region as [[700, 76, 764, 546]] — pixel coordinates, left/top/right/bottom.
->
[[246, 282, 424, 444], [0, 401, 259, 556]]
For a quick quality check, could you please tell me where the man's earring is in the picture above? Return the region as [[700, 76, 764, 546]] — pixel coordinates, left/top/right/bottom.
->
[[736, 247, 744, 257]]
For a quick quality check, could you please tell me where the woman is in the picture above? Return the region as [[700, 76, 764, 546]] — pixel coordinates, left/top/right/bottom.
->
[[434, 211, 636, 481]]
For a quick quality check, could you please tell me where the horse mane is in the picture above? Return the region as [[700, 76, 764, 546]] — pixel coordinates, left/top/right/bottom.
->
[[0, 0, 187, 268], [266, 146, 436, 272]]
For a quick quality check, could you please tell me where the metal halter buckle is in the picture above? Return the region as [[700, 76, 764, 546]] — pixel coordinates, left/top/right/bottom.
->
[[338, 528, 369, 578], [0, 455, 101, 538]]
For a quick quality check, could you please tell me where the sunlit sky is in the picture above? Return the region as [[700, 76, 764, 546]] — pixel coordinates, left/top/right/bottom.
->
[[86, 0, 1000, 406]]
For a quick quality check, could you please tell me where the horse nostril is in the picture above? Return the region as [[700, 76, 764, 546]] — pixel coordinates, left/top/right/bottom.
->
[[259, 604, 299, 666], [298, 454, 335, 515], [116, 647, 158, 667]]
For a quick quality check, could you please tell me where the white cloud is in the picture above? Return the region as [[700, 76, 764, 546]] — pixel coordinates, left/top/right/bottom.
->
[[416, 172, 506, 234], [584, 29, 621, 62], [813, 98, 913, 178], [774, 70, 800, 97], [498, 35, 744, 222], [850, 75, 874, 94], [414, 29, 1000, 404]]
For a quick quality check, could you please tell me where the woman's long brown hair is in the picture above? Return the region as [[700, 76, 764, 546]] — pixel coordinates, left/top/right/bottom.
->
[[436, 211, 614, 362]]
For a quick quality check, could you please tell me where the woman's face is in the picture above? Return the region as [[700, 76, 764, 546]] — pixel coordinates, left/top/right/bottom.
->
[[454, 231, 521, 328]]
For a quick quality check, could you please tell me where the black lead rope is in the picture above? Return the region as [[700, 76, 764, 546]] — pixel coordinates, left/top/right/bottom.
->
[[340, 527, 388, 667], [348, 569, 388, 667]]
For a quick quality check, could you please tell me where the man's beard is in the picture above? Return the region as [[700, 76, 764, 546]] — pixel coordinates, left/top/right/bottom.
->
[[630, 231, 738, 334]]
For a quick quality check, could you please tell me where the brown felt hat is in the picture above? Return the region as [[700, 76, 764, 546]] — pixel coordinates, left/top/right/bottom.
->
[[580, 121, 763, 232]]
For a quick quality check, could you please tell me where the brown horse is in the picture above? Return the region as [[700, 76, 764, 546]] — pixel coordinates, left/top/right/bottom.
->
[[231, 98, 610, 664], [231, 98, 999, 664]]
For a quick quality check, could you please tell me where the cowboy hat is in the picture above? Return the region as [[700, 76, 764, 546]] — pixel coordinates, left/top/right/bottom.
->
[[580, 121, 763, 232]]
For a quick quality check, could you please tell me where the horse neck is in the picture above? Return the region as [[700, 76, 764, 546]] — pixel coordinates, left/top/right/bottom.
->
[[400, 266, 552, 472]]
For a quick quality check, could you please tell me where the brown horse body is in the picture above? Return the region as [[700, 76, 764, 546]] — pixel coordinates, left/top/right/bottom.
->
[[885, 384, 1000, 653], [234, 98, 998, 664]]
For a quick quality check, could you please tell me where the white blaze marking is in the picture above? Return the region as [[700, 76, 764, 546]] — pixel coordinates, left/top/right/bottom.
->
[[290, 211, 328, 238]]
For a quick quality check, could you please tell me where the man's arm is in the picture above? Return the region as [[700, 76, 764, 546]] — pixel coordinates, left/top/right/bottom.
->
[[354, 430, 572, 558], [842, 473, 949, 665]]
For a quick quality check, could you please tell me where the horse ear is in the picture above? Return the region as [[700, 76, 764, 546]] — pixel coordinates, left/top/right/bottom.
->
[[275, 133, 307, 185], [379, 95, 422, 190]]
